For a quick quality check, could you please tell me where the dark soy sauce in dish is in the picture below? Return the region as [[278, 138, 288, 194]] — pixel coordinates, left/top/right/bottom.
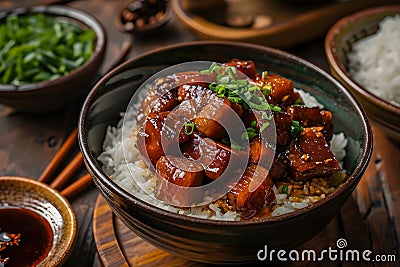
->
[[0, 207, 53, 267]]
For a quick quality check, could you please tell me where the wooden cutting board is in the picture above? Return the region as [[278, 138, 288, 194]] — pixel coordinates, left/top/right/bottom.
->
[[93, 195, 207, 267], [93, 193, 368, 267]]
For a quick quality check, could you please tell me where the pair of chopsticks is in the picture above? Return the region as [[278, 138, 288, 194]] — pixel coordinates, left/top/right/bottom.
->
[[37, 33, 133, 199], [38, 128, 92, 199]]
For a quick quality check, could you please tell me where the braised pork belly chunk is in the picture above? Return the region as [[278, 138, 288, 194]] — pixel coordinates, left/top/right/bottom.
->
[[227, 163, 276, 219], [136, 59, 345, 220], [286, 128, 340, 181], [287, 106, 334, 141]]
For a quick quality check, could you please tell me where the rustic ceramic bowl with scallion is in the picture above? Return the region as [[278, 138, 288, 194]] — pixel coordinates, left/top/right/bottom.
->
[[0, 5, 106, 112]]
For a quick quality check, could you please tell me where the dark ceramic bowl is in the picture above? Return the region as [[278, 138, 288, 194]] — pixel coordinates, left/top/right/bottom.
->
[[115, 0, 173, 34], [79, 41, 372, 264], [0, 176, 77, 266], [0, 5, 107, 112], [325, 5, 400, 144]]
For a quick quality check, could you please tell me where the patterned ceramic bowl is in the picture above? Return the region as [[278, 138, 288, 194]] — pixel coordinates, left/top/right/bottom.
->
[[0, 176, 77, 266]]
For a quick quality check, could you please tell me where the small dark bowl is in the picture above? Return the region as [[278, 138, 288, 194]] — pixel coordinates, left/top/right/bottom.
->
[[0, 5, 107, 112], [115, 0, 172, 35], [325, 5, 400, 143], [79, 41, 372, 264]]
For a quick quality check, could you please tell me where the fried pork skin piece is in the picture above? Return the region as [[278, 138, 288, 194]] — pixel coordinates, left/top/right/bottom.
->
[[156, 155, 204, 187], [228, 163, 276, 218], [137, 77, 179, 124], [138, 72, 215, 124], [249, 136, 288, 180], [178, 82, 244, 140], [269, 152, 289, 180], [224, 58, 258, 79], [249, 136, 274, 166], [174, 71, 216, 87], [252, 74, 301, 106], [155, 155, 204, 205], [287, 106, 334, 141], [243, 109, 292, 148], [137, 111, 189, 166], [286, 128, 340, 181], [184, 133, 247, 180]]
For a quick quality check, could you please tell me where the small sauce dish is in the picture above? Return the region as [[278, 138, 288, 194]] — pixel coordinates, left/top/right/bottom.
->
[[0, 176, 77, 266], [115, 0, 172, 34]]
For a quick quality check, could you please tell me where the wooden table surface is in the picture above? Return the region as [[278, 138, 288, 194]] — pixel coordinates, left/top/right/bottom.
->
[[1, 1, 399, 266]]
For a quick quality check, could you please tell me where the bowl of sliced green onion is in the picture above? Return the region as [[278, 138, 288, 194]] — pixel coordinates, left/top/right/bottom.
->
[[0, 5, 107, 112]]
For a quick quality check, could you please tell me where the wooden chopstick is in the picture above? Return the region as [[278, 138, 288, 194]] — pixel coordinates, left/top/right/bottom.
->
[[50, 152, 84, 191], [38, 37, 133, 199], [60, 173, 93, 199], [38, 127, 93, 199], [39, 127, 78, 183]]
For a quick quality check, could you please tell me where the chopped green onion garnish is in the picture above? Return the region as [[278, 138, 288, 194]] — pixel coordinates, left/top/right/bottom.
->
[[221, 137, 230, 145], [231, 142, 244, 150], [290, 120, 304, 138], [227, 66, 236, 80], [218, 75, 229, 84], [282, 185, 288, 194], [184, 122, 195, 135], [207, 62, 218, 73], [268, 104, 282, 112], [262, 111, 273, 120], [248, 101, 270, 111], [293, 99, 303, 106], [259, 121, 270, 133], [262, 84, 272, 95], [220, 137, 245, 150], [261, 70, 268, 79], [246, 127, 256, 133], [217, 86, 226, 97], [248, 85, 260, 92], [209, 82, 217, 92], [236, 79, 248, 86], [247, 132, 257, 140], [241, 126, 258, 140], [227, 96, 241, 104], [0, 13, 96, 85]]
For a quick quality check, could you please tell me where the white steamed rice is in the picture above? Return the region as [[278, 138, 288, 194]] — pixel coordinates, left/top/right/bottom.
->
[[348, 15, 400, 107]]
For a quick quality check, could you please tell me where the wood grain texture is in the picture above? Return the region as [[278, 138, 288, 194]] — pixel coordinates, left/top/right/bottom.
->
[[352, 125, 400, 262], [1, 0, 399, 266], [39, 127, 78, 183], [93, 196, 129, 267]]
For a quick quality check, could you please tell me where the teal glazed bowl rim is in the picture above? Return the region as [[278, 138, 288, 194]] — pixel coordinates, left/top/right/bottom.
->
[[79, 41, 372, 263], [0, 5, 107, 92]]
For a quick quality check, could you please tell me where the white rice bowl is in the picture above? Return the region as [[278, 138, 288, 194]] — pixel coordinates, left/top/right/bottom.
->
[[348, 15, 400, 107]]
